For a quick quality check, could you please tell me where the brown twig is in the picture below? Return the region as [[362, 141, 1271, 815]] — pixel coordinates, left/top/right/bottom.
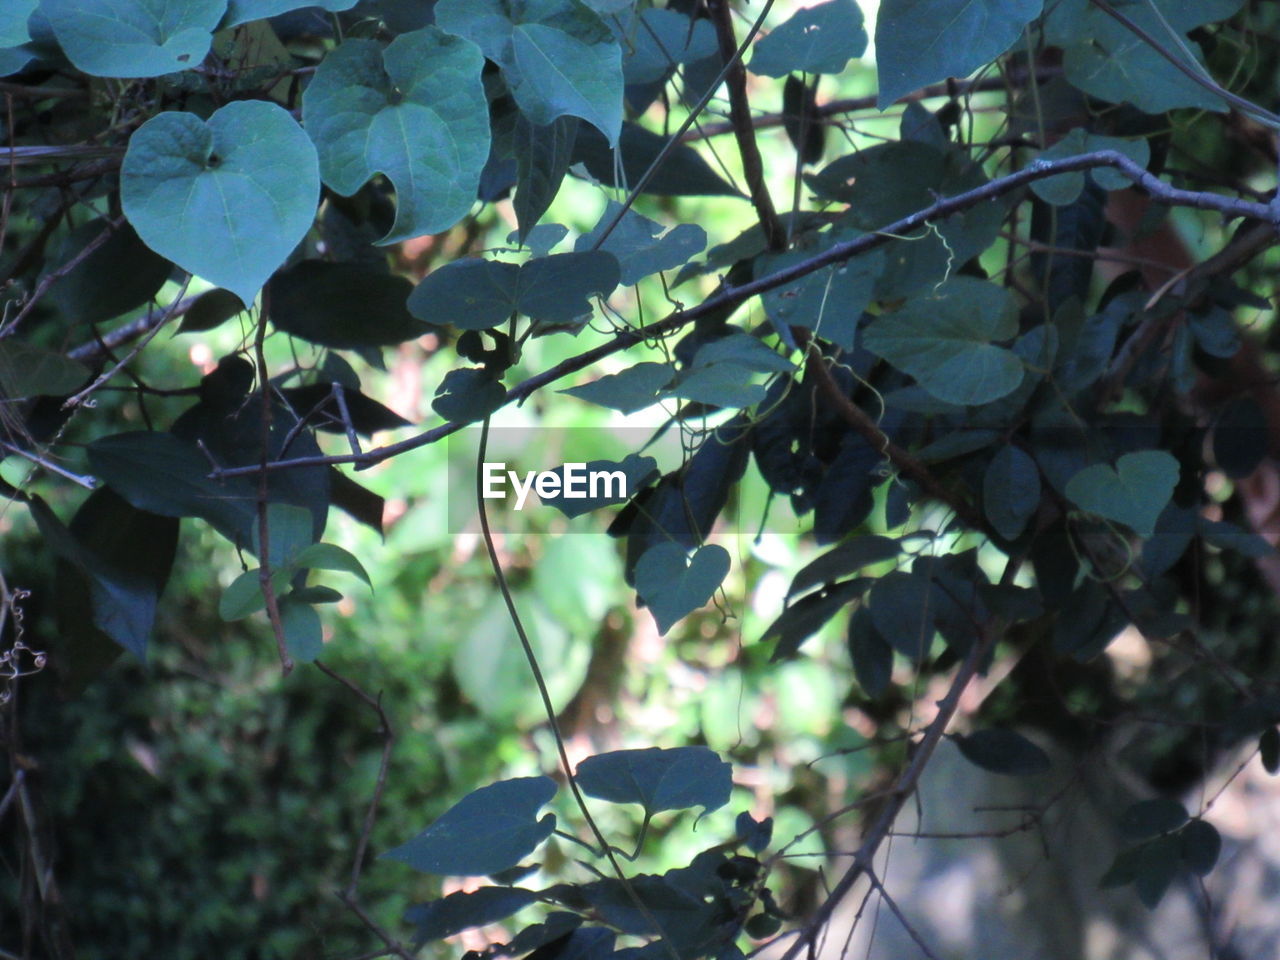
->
[[708, 0, 785, 251]]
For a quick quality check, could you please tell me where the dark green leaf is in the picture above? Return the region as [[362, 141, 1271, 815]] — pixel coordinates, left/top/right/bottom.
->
[[783, 74, 826, 165], [572, 122, 741, 196], [383, 776, 558, 876], [223, 0, 359, 28], [270, 260, 426, 348], [44, 0, 223, 77], [410, 258, 521, 331], [433, 368, 506, 423], [541, 454, 659, 517], [560, 362, 674, 413], [1199, 518, 1275, 558], [576, 201, 707, 285], [519, 251, 620, 326], [122, 101, 319, 305], [1180, 819, 1221, 876], [576, 746, 732, 817], [1134, 834, 1181, 908], [514, 114, 579, 240], [633, 542, 730, 635], [864, 278, 1023, 405], [0, 340, 89, 399], [407, 887, 539, 945], [176, 288, 247, 335], [1119, 797, 1189, 841], [954, 729, 1052, 776], [848, 606, 893, 697], [735, 812, 773, 852], [280, 383, 412, 436], [1214, 397, 1267, 479], [291, 542, 372, 587], [48, 219, 172, 323], [1065, 451, 1179, 539], [302, 27, 489, 243], [788, 536, 902, 599], [1189, 305, 1241, 359], [280, 595, 323, 662], [1262, 727, 1280, 775], [875, 0, 1043, 107], [749, 0, 866, 77], [437, 0, 623, 144], [868, 570, 935, 659], [766, 579, 869, 661], [1030, 130, 1150, 205], [983, 445, 1040, 540]]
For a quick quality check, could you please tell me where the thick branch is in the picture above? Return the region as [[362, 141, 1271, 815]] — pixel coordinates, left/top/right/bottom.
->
[[210, 149, 1278, 480]]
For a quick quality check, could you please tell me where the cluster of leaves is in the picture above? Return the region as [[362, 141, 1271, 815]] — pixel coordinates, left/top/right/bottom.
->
[[4, 0, 1280, 955]]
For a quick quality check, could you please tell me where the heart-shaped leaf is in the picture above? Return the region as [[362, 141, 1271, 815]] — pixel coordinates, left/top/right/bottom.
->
[[575, 746, 732, 817], [269, 260, 427, 348], [383, 776, 558, 876], [0, 1, 36, 49], [749, 0, 867, 77], [560, 362, 675, 414], [954, 728, 1051, 776], [44, 0, 224, 77], [406, 887, 539, 945], [122, 101, 320, 306], [222, 0, 359, 28], [1065, 451, 1179, 539], [438, 0, 623, 146], [303, 28, 490, 244], [864, 277, 1023, 406], [984, 444, 1040, 541], [634, 543, 730, 635]]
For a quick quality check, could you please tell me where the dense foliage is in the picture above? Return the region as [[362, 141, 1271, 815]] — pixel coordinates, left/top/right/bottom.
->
[[4, 0, 1280, 957]]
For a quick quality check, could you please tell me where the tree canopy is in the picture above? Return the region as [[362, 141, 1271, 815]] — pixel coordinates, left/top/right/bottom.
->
[[4, 0, 1280, 957]]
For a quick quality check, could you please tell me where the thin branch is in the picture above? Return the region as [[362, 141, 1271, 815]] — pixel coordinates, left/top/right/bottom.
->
[[0, 441, 97, 489], [473, 417, 679, 960], [314, 660, 395, 898], [708, 0, 785, 251], [335, 890, 415, 960], [864, 868, 944, 960], [210, 149, 1280, 481], [776, 558, 1020, 960]]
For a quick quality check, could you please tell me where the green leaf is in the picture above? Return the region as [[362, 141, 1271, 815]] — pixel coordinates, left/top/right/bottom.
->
[[757, 230, 883, 351], [848, 606, 894, 697], [560, 362, 675, 413], [1030, 130, 1151, 205], [253, 503, 316, 569], [1262, 727, 1280, 775], [176, 288, 246, 335], [383, 776, 558, 876], [634, 542, 730, 635], [1180, 819, 1221, 876], [280, 595, 323, 662], [1064, 451, 1179, 539], [1044, 0, 1245, 114], [765, 579, 869, 661], [665, 365, 765, 409], [576, 746, 732, 817], [1189, 305, 1240, 359], [541, 454, 659, 517], [223, 0, 359, 28], [572, 122, 741, 197], [863, 278, 1024, 406], [48, 219, 172, 324], [291, 542, 372, 588], [1119, 798, 1188, 841], [868, 570, 935, 659], [692, 334, 793, 374], [437, 0, 623, 146], [88, 431, 258, 544], [789, 536, 902, 599], [0, 1, 36, 48], [576, 201, 707, 286], [983, 445, 1040, 540], [514, 114, 579, 240], [433, 368, 506, 423], [220, 569, 268, 621], [0, 340, 89, 399], [302, 28, 489, 244], [1134, 834, 1181, 908], [269, 260, 426, 348], [518, 251, 620, 326], [122, 101, 320, 306], [1199, 518, 1275, 558], [406, 887, 539, 945], [954, 729, 1051, 776], [749, 0, 867, 77], [410, 258, 521, 331], [875, 0, 1043, 107], [621, 8, 717, 84], [43, 0, 224, 77]]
